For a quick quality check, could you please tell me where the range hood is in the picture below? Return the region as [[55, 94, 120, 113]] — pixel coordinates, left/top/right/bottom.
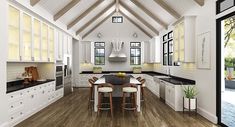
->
[[108, 41, 127, 62]]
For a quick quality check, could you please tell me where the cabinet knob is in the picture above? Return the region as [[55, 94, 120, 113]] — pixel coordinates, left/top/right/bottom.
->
[[20, 102, 23, 104], [20, 112, 23, 115], [20, 93, 23, 95], [11, 117, 14, 120], [11, 96, 13, 98], [31, 95, 34, 98], [11, 105, 13, 108]]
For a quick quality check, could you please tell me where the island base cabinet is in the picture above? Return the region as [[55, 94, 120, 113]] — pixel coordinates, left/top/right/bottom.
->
[[7, 81, 63, 127]]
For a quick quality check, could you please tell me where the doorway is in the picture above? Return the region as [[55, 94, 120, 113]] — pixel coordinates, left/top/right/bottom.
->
[[217, 11, 235, 127]]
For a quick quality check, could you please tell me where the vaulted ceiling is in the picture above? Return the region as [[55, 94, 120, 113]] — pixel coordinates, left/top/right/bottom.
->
[[31, 0, 203, 39]]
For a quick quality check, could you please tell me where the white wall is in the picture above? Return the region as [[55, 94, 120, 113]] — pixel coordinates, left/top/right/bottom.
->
[[154, 0, 217, 123], [0, 0, 8, 126], [79, 14, 154, 72]]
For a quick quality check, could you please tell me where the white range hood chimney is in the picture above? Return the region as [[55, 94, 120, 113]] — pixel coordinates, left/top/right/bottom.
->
[[108, 41, 127, 62]]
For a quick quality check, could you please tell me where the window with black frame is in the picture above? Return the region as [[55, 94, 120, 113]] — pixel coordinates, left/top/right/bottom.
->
[[94, 42, 105, 65], [130, 42, 141, 65], [163, 31, 173, 66]]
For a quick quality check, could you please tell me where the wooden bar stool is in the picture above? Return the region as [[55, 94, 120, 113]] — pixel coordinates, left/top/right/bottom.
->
[[122, 83, 138, 113], [136, 76, 142, 81], [140, 79, 146, 101], [88, 79, 95, 109], [97, 83, 113, 118], [92, 76, 98, 81]]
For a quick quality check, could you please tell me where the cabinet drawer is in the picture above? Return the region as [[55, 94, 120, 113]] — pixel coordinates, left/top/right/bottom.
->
[[8, 99, 24, 113], [8, 91, 24, 101], [9, 110, 25, 125]]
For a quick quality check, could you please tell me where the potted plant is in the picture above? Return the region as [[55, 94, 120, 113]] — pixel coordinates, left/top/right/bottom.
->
[[182, 86, 198, 110], [225, 57, 234, 80]]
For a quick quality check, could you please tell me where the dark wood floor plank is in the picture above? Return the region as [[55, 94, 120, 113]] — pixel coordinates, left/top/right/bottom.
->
[[16, 88, 218, 127]]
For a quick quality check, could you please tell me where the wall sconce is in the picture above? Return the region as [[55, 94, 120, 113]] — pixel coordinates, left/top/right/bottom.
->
[[133, 32, 138, 38], [97, 32, 102, 38]]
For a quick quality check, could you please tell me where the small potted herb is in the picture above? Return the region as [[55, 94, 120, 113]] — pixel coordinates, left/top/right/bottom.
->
[[182, 86, 198, 110]]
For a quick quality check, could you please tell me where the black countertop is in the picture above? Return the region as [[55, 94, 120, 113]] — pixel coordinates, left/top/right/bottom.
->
[[80, 71, 195, 85], [80, 71, 166, 76], [7, 79, 55, 93]]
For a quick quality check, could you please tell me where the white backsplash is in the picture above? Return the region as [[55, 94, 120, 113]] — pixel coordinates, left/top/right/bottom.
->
[[7, 63, 37, 82]]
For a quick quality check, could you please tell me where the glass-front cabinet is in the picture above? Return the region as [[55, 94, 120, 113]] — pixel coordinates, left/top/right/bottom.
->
[[33, 18, 41, 61], [48, 27, 54, 62], [22, 13, 32, 61], [41, 23, 48, 62], [8, 6, 20, 61]]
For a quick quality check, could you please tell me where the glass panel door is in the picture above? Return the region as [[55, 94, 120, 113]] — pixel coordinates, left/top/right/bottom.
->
[[33, 18, 41, 61], [22, 13, 32, 61], [179, 22, 185, 62], [48, 27, 54, 62], [8, 6, 20, 61], [41, 23, 48, 61]]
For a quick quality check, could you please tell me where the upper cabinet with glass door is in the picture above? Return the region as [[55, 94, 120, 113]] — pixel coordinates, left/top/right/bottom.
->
[[33, 18, 41, 62], [41, 23, 48, 62], [8, 5, 20, 61], [48, 27, 55, 62], [173, 16, 196, 63], [22, 13, 32, 61]]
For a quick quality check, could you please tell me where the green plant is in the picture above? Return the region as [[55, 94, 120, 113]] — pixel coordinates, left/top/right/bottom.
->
[[182, 86, 198, 99], [225, 57, 234, 68]]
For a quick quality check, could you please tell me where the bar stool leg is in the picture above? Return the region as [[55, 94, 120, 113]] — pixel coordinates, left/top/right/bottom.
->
[[98, 92, 101, 115], [141, 87, 144, 101], [122, 93, 126, 113], [109, 93, 113, 118], [133, 92, 137, 114]]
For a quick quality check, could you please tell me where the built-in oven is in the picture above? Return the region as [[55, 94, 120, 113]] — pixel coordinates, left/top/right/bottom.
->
[[56, 65, 63, 90]]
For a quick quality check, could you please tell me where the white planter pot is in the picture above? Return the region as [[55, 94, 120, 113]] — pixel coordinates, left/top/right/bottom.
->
[[227, 67, 234, 78], [184, 97, 197, 110]]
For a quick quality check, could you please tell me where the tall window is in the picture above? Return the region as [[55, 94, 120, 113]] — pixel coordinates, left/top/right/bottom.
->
[[163, 31, 173, 66], [130, 42, 141, 65], [94, 42, 105, 65]]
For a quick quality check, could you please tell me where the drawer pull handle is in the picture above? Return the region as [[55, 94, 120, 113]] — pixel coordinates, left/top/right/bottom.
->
[[20, 112, 23, 115], [31, 95, 34, 98], [20, 93, 23, 95], [11, 96, 13, 98], [11, 106, 13, 108], [11, 117, 14, 120], [20, 102, 23, 104]]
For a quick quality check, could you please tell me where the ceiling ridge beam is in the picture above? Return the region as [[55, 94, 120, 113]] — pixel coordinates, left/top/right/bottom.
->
[[67, 0, 104, 30], [153, 0, 180, 19], [82, 11, 115, 39], [30, 0, 41, 6], [120, 1, 159, 35], [130, 0, 167, 29], [119, 11, 152, 38], [54, 0, 82, 21], [193, 0, 205, 6], [76, 1, 115, 35]]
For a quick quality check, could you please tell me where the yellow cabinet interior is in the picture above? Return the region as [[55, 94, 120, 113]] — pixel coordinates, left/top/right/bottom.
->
[[41, 23, 48, 61], [33, 18, 41, 61], [22, 13, 32, 61], [48, 27, 54, 61], [8, 6, 20, 61]]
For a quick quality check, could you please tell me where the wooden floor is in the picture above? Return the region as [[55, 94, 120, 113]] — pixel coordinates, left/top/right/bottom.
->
[[17, 88, 218, 127]]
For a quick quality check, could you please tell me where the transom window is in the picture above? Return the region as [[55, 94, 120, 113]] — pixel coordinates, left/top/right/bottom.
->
[[94, 42, 105, 65], [130, 42, 141, 65]]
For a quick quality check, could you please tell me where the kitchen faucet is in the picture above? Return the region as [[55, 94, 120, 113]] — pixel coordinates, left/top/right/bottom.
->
[[168, 68, 171, 77]]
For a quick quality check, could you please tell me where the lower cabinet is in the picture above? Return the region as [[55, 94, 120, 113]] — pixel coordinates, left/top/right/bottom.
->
[[144, 74, 160, 97], [163, 80, 187, 111], [7, 81, 63, 126]]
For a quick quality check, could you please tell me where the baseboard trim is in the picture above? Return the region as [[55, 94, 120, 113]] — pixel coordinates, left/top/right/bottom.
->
[[197, 107, 218, 124]]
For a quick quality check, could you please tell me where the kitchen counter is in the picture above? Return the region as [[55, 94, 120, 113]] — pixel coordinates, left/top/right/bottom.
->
[[7, 79, 55, 93], [159, 77, 195, 85], [80, 71, 166, 76]]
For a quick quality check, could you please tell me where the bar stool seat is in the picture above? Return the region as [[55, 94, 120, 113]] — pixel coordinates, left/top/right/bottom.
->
[[98, 87, 113, 93], [123, 87, 137, 93]]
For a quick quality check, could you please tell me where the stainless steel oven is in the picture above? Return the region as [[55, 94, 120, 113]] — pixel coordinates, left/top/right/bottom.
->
[[56, 65, 63, 90]]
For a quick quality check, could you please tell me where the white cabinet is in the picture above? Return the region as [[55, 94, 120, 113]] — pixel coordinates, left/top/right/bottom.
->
[[55, 30, 63, 61], [161, 80, 188, 111], [7, 5, 55, 63], [80, 41, 92, 64], [7, 81, 63, 126], [63, 34, 72, 56], [144, 74, 160, 97], [144, 37, 161, 63], [173, 16, 196, 63]]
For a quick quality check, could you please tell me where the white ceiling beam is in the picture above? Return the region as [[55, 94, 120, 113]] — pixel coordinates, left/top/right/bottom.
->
[[130, 0, 167, 29], [120, 11, 153, 38], [120, 1, 159, 35], [82, 11, 115, 39], [76, 1, 115, 35], [193, 0, 205, 6], [153, 0, 180, 19], [54, 0, 82, 21], [30, 0, 41, 6], [67, 0, 104, 30]]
